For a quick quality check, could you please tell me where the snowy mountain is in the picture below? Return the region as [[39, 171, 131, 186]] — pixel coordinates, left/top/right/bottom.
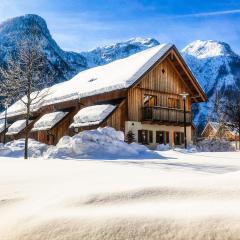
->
[[182, 40, 240, 125], [0, 14, 159, 86], [0, 14, 87, 84], [81, 37, 159, 67]]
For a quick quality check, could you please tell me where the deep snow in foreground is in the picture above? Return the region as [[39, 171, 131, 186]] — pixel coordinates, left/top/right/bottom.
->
[[45, 127, 158, 159], [0, 151, 240, 240]]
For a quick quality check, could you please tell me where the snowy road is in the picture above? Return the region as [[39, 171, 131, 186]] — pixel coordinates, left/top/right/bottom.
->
[[0, 151, 240, 240]]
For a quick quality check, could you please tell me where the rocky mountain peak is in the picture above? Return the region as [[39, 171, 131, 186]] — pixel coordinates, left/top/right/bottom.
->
[[182, 40, 236, 59], [0, 14, 50, 39]]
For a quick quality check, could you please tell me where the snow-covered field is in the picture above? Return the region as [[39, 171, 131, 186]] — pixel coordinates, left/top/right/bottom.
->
[[0, 150, 240, 240]]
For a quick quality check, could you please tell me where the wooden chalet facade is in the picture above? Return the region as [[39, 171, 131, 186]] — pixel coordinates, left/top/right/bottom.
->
[[1, 44, 207, 147]]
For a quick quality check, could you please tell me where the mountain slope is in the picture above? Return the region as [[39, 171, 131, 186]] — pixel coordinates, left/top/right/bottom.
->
[[0, 14, 87, 84], [182, 40, 240, 124]]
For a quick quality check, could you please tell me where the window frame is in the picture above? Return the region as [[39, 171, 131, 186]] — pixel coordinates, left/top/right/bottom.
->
[[144, 94, 157, 107]]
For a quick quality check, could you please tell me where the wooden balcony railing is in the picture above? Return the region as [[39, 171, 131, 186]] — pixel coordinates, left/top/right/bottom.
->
[[142, 106, 192, 124]]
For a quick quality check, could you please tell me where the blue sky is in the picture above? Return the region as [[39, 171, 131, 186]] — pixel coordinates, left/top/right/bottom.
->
[[1, 0, 240, 53]]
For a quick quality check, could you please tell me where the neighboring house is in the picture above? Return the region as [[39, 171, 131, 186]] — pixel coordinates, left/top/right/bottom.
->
[[0, 44, 207, 147], [201, 121, 220, 139], [215, 124, 239, 141], [202, 121, 239, 141]]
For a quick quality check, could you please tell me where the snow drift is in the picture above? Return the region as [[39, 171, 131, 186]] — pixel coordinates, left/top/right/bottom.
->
[[0, 139, 48, 158], [45, 127, 158, 159]]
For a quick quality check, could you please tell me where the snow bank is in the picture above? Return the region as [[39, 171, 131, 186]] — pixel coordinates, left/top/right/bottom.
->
[[32, 111, 68, 131], [70, 105, 116, 128], [45, 127, 158, 159], [155, 144, 170, 151], [196, 139, 236, 152], [0, 139, 48, 158]]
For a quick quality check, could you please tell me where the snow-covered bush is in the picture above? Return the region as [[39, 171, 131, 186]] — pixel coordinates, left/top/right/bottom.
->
[[196, 139, 236, 152], [45, 127, 157, 159], [156, 144, 170, 151], [0, 139, 48, 158]]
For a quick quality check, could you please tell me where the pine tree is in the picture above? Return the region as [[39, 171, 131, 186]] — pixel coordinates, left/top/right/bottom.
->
[[125, 130, 135, 144]]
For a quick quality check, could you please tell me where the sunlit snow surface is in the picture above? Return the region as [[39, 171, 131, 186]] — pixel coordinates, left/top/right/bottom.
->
[[0, 150, 240, 240]]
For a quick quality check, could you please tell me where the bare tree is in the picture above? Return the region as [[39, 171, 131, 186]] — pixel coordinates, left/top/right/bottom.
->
[[0, 20, 53, 158], [0, 58, 21, 143]]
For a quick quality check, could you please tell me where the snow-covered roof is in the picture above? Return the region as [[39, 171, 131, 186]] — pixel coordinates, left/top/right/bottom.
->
[[6, 119, 31, 135], [70, 104, 116, 128], [31, 111, 68, 132], [2, 44, 173, 118]]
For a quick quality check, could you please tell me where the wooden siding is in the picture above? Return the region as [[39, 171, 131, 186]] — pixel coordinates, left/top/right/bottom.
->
[[128, 57, 192, 122], [105, 100, 127, 132]]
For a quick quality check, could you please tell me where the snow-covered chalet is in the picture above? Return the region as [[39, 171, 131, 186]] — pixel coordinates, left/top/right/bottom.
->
[[0, 44, 207, 147]]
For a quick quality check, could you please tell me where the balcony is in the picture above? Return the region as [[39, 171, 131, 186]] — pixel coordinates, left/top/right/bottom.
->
[[142, 106, 192, 125]]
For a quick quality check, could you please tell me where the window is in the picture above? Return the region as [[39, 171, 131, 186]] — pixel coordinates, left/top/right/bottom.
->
[[144, 95, 157, 107], [174, 132, 184, 145], [149, 131, 153, 143], [156, 131, 169, 144], [138, 130, 153, 144], [168, 98, 180, 109]]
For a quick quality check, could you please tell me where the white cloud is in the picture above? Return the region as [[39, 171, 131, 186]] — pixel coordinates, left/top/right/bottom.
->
[[176, 9, 240, 18]]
